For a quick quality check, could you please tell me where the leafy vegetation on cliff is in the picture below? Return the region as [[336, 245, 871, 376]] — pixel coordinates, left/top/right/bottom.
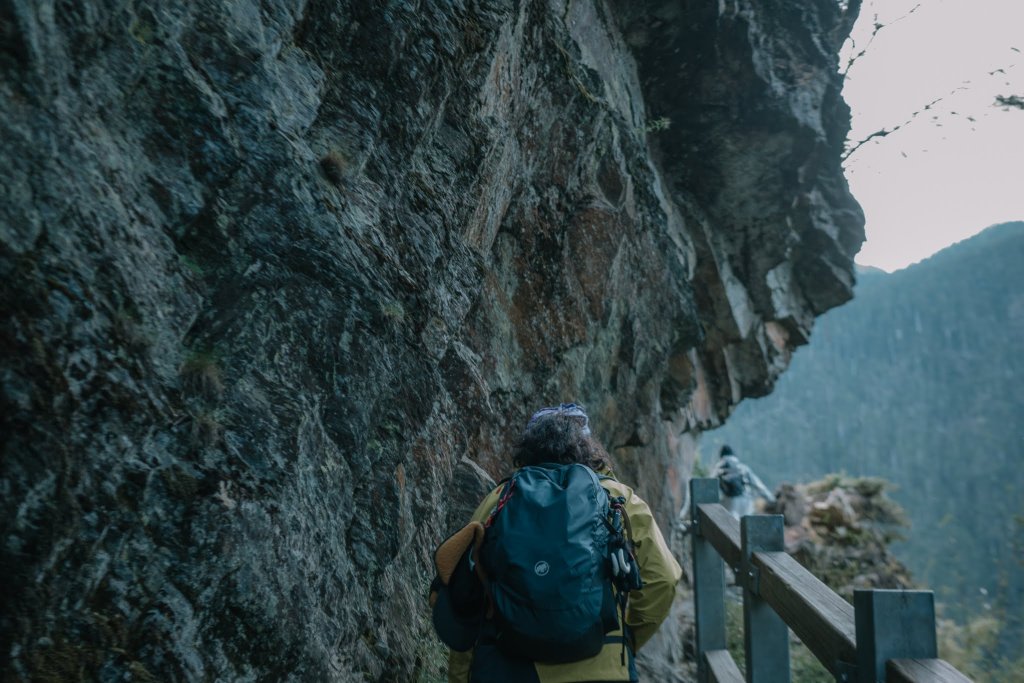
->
[[707, 221, 1024, 674]]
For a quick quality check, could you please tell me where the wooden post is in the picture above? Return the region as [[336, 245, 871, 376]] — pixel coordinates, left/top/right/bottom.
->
[[741, 515, 790, 683], [855, 589, 938, 683], [692, 478, 727, 683]]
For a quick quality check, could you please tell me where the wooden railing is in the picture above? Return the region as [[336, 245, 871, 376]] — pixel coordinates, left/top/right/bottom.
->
[[688, 478, 972, 683]]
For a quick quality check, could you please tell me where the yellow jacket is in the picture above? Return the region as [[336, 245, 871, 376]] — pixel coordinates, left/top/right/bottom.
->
[[448, 476, 682, 683]]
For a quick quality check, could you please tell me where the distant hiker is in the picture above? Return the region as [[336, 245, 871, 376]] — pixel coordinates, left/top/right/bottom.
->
[[430, 403, 682, 683], [712, 445, 776, 519]]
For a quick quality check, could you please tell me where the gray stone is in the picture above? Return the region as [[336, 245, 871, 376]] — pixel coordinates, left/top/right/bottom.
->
[[1, 0, 863, 679]]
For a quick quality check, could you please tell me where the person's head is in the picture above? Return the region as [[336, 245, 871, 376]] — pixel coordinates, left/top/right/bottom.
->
[[719, 455, 741, 470], [719, 444, 734, 459], [512, 403, 611, 471]]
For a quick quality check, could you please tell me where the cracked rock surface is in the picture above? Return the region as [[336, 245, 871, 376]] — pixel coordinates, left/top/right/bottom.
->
[[1, 0, 861, 680]]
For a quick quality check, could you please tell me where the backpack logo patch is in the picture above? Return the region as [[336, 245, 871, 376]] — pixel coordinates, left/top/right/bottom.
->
[[534, 560, 550, 577]]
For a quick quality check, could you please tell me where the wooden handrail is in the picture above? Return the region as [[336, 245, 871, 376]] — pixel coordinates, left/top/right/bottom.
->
[[697, 503, 742, 568], [705, 649, 744, 683], [887, 658, 972, 682], [753, 550, 857, 676], [689, 478, 973, 683], [697, 502, 856, 674]]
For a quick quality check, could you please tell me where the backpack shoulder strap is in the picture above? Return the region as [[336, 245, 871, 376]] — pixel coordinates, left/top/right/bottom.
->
[[484, 474, 518, 529]]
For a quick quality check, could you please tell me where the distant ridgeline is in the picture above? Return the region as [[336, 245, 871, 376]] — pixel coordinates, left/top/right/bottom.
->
[[705, 222, 1024, 657]]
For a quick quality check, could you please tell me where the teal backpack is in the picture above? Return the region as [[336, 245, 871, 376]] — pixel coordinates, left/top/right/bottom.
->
[[479, 463, 641, 663], [719, 469, 746, 497]]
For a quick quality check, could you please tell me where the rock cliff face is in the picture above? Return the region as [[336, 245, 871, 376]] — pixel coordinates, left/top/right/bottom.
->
[[0, 0, 862, 680]]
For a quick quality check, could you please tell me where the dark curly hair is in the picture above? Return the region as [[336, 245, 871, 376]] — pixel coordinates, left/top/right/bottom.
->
[[512, 413, 612, 472]]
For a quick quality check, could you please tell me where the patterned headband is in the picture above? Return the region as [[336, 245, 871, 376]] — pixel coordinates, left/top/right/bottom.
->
[[526, 402, 591, 436]]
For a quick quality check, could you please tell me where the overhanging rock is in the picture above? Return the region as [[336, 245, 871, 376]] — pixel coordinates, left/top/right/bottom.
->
[[1, 0, 862, 679]]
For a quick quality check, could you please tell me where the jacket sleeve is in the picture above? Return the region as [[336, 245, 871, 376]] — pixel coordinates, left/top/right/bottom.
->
[[745, 467, 776, 502], [444, 487, 502, 683], [623, 488, 683, 650]]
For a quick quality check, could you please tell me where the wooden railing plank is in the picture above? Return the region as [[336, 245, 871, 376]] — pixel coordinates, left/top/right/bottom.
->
[[752, 550, 857, 676], [705, 649, 744, 683], [697, 503, 742, 568], [688, 481, 972, 683], [887, 658, 973, 682]]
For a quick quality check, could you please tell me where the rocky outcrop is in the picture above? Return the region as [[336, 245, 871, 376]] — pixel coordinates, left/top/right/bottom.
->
[[767, 476, 914, 600], [1, 0, 862, 680]]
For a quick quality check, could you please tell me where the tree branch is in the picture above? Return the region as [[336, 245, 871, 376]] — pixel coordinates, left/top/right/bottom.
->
[[843, 94, 945, 161], [842, 3, 922, 78], [995, 94, 1024, 110]]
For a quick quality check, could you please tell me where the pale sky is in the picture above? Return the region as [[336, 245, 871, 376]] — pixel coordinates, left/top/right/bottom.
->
[[841, 0, 1024, 272]]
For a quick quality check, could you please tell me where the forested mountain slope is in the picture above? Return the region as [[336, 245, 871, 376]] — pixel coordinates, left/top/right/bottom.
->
[[707, 221, 1024, 656]]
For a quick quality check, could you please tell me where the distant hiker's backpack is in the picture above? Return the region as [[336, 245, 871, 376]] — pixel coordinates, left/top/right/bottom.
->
[[480, 463, 641, 663], [719, 469, 746, 497]]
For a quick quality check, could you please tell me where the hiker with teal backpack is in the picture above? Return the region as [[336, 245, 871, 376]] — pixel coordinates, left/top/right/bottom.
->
[[711, 445, 776, 519], [429, 404, 681, 683]]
